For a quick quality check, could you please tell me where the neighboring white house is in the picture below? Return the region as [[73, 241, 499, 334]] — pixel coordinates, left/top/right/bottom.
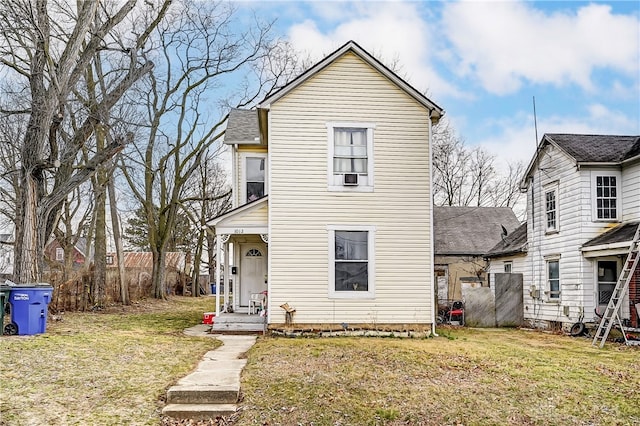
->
[[207, 41, 444, 327], [505, 134, 640, 329], [0, 233, 13, 278]]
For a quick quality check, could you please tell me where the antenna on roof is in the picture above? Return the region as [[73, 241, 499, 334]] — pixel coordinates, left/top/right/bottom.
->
[[533, 96, 539, 147]]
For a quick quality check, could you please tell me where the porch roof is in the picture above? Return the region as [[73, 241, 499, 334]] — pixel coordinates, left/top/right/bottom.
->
[[582, 222, 639, 250], [484, 222, 528, 258], [205, 196, 268, 234]]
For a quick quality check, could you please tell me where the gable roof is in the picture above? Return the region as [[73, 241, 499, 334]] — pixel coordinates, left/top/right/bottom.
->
[[522, 134, 640, 188], [206, 195, 268, 227], [484, 222, 528, 258], [434, 206, 521, 256], [259, 40, 444, 123], [224, 108, 261, 145]]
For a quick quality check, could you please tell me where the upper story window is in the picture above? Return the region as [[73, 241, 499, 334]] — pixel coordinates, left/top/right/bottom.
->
[[328, 225, 375, 298], [593, 174, 619, 221], [327, 122, 375, 192], [55, 247, 64, 261], [503, 262, 512, 273], [245, 157, 265, 202], [545, 185, 558, 233]]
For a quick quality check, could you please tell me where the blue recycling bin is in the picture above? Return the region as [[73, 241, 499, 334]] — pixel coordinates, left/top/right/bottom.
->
[[6, 285, 53, 335]]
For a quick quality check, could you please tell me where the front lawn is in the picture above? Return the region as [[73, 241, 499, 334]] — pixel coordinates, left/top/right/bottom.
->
[[239, 328, 639, 425], [0, 296, 218, 426]]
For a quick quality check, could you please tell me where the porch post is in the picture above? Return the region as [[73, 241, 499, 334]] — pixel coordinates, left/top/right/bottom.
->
[[224, 239, 230, 311], [215, 235, 222, 317]]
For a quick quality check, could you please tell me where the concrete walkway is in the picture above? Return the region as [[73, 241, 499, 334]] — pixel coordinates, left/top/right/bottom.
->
[[162, 324, 257, 420]]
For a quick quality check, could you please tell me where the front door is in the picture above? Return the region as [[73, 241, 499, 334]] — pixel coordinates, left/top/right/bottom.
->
[[597, 260, 617, 313], [239, 244, 267, 307]]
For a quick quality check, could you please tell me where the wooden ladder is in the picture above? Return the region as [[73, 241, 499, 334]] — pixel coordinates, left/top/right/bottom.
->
[[592, 223, 640, 348]]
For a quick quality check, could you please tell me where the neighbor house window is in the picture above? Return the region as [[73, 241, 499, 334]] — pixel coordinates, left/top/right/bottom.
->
[[594, 174, 619, 220], [327, 122, 374, 191], [504, 262, 512, 273], [246, 157, 265, 202], [55, 247, 64, 261], [328, 225, 375, 298], [545, 189, 557, 232], [547, 259, 560, 300], [106, 255, 114, 265]]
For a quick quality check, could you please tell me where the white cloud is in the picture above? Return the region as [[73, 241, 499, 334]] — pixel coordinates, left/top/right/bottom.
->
[[442, 2, 640, 95], [286, 1, 467, 100], [473, 104, 639, 174]]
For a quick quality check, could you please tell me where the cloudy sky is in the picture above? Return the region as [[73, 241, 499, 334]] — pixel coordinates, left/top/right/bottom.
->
[[238, 0, 640, 167]]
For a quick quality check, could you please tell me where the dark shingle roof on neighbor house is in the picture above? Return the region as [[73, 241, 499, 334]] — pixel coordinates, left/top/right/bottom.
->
[[484, 222, 528, 258], [582, 222, 639, 248], [434, 206, 521, 256], [224, 108, 260, 144], [545, 134, 640, 163]]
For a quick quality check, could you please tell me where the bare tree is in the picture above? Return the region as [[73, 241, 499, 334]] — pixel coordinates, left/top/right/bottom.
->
[[432, 120, 523, 211], [120, 1, 297, 299], [0, 0, 171, 284]]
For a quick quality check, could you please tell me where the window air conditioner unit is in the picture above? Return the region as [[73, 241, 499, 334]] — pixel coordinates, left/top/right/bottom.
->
[[343, 173, 359, 186]]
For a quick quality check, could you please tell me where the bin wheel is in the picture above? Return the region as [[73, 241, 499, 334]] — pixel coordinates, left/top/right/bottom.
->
[[4, 322, 18, 336]]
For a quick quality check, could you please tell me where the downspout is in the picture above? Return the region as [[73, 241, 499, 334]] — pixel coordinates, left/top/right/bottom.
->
[[429, 110, 438, 337]]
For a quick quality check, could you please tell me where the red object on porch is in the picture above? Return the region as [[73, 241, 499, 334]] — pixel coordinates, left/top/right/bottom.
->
[[202, 312, 215, 325]]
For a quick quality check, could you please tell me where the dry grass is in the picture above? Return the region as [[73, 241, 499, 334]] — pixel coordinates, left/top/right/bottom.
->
[[239, 327, 640, 426], [0, 296, 219, 426]]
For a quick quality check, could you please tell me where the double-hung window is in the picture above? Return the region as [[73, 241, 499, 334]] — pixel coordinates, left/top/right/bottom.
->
[[544, 184, 558, 232], [593, 173, 620, 221], [547, 259, 560, 300], [327, 122, 374, 191], [55, 247, 64, 261], [328, 225, 375, 298], [245, 156, 266, 202]]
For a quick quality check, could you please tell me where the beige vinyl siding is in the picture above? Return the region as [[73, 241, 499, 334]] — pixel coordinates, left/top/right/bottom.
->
[[234, 145, 268, 207], [267, 52, 432, 324], [220, 204, 268, 228]]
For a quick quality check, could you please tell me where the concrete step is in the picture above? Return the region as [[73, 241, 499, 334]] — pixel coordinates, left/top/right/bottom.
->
[[211, 322, 265, 332], [162, 403, 237, 420], [166, 385, 238, 404]]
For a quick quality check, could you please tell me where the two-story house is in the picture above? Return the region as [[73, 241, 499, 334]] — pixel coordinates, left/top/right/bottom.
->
[[207, 41, 444, 329], [508, 134, 640, 330]]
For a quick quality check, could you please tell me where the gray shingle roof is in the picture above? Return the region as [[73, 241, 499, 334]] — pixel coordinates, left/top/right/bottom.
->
[[434, 206, 521, 256], [224, 108, 260, 144], [484, 222, 527, 258], [582, 222, 639, 248], [546, 134, 640, 163]]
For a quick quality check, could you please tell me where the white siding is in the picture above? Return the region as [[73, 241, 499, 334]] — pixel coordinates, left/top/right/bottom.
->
[[234, 145, 268, 207], [525, 144, 588, 325], [267, 52, 432, 324], [622, 160, 640, 222]]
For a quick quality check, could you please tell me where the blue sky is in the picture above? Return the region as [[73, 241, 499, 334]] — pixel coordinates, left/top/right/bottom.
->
[[236, 0, 640, 168]]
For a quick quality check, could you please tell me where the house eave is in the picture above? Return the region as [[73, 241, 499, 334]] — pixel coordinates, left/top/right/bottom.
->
[[580, 241, 631, 257]]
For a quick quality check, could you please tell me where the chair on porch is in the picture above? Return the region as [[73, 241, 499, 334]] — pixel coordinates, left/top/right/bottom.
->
[[249, 292, 265, 315]]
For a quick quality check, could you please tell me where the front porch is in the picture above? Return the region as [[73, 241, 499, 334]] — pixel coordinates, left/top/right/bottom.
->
[[206, 197, 269, 319]]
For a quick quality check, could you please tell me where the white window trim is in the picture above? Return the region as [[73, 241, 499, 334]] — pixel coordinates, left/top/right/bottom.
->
[[55, 247, 64, 261], [327, 122, 375, 192], [544, 181, 559, 234], [544, 255, 561, 302], [503, 261, 513, 273], [591, 170, 621, 222], [240, 152, 268, 204], [327, 224, 375, 299]]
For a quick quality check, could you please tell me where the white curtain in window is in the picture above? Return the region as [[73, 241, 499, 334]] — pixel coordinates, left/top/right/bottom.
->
[[334, 129, 367, 174]]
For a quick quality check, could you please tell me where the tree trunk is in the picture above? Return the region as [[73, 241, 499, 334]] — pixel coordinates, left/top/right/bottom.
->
[[93, 177, 107, 308], [151, 249, 166, 300], [108, 176, 129, 305]]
